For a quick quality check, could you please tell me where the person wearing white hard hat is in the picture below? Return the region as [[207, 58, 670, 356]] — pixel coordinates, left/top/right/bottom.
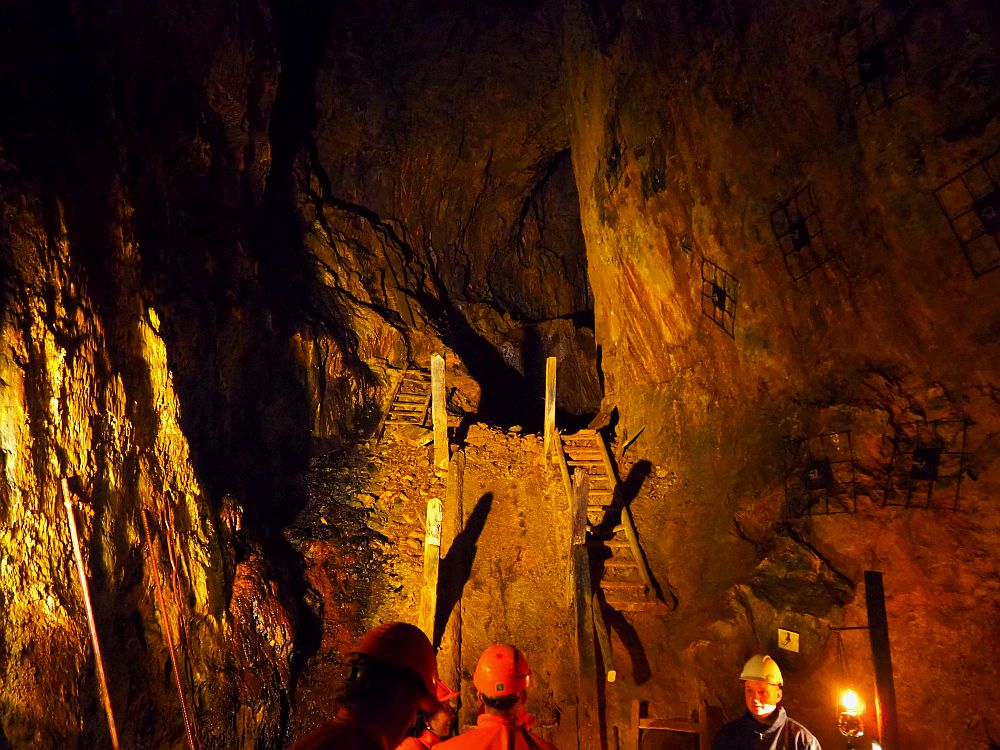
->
[[712, 654, 821, 750]]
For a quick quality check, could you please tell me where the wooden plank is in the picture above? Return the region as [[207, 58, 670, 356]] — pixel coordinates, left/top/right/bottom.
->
[[571, 470, 601, 750], [544, 357, 557, 458], [627, 699, 640, 750], [438, 453, 465, 717], [865, 570, 900, 750], [591, 592, 616, 683], [639, 719, 700, 733], [431, 354, 448, 471], [619, 508, 656, 594], [418, 497, 443, 638], [375, 368, 408, 439]]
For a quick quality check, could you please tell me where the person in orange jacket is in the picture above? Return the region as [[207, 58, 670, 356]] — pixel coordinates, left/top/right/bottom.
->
[[436, 644, 559, 750], [289, 622, 442, 750], [398, 680, 460, 750]]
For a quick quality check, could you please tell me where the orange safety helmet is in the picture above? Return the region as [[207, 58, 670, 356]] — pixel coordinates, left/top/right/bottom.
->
[[351, 622, 439, 697], [473, 644, 533, 697], [436, 679, 460, 703]]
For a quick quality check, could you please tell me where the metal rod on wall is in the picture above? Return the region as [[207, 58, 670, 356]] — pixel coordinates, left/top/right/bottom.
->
[[61, 479, 122, 750]]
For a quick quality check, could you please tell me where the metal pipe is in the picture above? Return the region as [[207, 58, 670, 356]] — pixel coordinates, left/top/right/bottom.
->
[[61, 478, 121, 750], [142, 508, 199, 750]]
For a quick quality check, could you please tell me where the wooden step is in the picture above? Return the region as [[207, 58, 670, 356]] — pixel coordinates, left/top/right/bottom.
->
[[603, 559, 639, 570], [395, 393, 426, 402], [562, 432, 597, 443], [601, 580, 646, 590]]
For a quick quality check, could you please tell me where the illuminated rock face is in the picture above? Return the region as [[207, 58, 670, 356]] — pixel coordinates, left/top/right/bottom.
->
[[0, 0, 998, 749], [563, 1, 1000, 747]]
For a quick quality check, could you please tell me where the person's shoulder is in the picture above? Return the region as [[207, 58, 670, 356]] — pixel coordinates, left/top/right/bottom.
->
[[784, 715, 821, 747], [436, 726, 489, 750], [710, 715, 749, 750], [398, 737, 427, 750]]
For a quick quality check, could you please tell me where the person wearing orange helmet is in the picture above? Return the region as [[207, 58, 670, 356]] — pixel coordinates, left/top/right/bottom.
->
[[397, 680, 460, 750], [436, 644, 559, 750], [290, 622, 442, 750], [712, 654, 821, 750]]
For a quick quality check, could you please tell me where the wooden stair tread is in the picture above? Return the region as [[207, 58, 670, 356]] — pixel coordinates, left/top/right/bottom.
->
[[638, 719, 700, 733]]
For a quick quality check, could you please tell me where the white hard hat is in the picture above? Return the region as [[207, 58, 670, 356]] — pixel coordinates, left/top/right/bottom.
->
[[740, 654, 783, 686]]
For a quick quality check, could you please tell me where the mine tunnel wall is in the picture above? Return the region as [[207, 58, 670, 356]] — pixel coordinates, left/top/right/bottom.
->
[[0, 0, 998, 748]]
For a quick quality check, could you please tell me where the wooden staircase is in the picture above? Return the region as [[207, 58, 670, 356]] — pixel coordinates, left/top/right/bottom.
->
[[559, 429, 666, 613], [379, 368, 432, 434]]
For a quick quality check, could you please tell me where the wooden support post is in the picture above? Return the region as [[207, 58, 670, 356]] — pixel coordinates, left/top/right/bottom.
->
[[571, 470, 601, 750], [591, 591, 616, 683], [438, 452, 465, 719], [431, 354, 448, 471], [627, 698, 640, 750], [865, 571, 899, 750], [544, 357, 557, 459], [418, 497, 444, 639], [61, 479, 121, 750]]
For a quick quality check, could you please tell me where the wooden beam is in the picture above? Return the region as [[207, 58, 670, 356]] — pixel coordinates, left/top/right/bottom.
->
[[418, 497, 444, 639], [431, 354, 448, 471], [591, 591, 616, 683], [865, 571, 900, 750], [438, 452, 465, 721], [544, 357, 557, 459], [571, 470, 601, 750]]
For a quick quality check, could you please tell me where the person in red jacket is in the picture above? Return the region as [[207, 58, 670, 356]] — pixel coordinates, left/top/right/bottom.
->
[[398, 680, 460, 750], [436, 644, 559, 750], [289, 622, 442, 750]]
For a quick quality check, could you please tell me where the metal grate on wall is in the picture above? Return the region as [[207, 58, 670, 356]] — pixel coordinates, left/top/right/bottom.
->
[[884, 419, 968, 510], [700, 257, 738, 338], [785, 431, 858, 516], [770, 183, 837, 280], [933, 151, 1000, 278], [837, 0, 911, 118]]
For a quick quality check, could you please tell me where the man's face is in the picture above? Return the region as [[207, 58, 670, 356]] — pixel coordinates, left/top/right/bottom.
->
[[744, 679, 782, 719]]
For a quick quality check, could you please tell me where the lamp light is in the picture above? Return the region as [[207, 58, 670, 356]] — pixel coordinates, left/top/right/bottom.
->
[[838, 689, 865, 748]]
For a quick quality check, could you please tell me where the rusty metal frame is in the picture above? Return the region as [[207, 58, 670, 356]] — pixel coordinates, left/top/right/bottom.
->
[[934, 151, 1000, 278], [770, 183, 837, 280], [785, 431, 858, 516], [700, 257, 738, 338], [883, 419, 968, 510]]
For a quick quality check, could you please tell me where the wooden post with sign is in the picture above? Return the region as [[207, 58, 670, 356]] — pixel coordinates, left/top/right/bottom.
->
[[544, 357, 557, 459], [431, 354, 448, 472], [865, 571, 899, 750], [418, 497, 444, 639]]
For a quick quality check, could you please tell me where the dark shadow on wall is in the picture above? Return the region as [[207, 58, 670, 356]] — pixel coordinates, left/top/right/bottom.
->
[[434, 492, 494, 647]]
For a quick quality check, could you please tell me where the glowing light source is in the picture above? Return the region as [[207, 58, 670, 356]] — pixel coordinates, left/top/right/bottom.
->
[[838, 689, 865, 743]]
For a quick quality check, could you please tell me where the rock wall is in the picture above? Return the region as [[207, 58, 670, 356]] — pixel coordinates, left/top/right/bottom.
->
[[0, 2, 300, 747], [563, 0, 1000, 747]]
